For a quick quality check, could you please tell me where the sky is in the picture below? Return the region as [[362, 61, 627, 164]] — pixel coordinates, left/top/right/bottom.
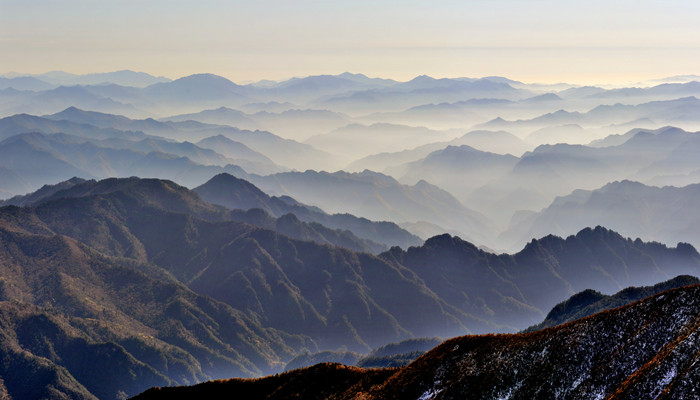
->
[[1, 0, 699, 85]]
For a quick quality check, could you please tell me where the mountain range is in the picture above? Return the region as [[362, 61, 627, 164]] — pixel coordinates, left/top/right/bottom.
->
[[163, 106, 352, 141], [1, 70, 171, 88], [2, 70, 700, 399], [474, 96, 700, 141], [193, 173, 422, 250], [501, 180, 700, 252], [304, 123, 460, 161], [42, 107, 334, 170], [131, 283, 700, 400], [2, 176, 699, 398], [345, 130, 529, 174], [419, 126, 700, 230], [0, 109, 334, 194], [0, 72, 534, 118], [283, 274, 699, 373], [245, 169, 498, 245], [3, 107, 700, 254]]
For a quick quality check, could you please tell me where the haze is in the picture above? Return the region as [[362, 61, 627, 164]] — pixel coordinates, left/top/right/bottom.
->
[[2, 0, 700, 84]]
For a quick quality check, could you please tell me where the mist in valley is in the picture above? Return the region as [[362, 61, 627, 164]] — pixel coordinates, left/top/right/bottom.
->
[[3, 67, 700, 400], [3, 71, 700, 254]]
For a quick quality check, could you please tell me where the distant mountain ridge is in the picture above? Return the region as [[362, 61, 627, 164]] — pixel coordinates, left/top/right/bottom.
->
[[501, 179, 700, 252], [0, 71, 537, 117], [2, 70, 171, 87], [524, 275, 700, 332], [247, 169, 498, 246], [4, 108, 700, 256], [0, 109, 330, 194], [194, 173, 422, 250]]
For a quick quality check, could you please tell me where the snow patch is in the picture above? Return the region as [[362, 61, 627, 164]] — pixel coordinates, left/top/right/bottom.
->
[[496, 382, 522, 400], [659, 367, 677, 389], [591, 389, 607, 400], [570, 375, 584, 390], [418, 388, 442, 400]]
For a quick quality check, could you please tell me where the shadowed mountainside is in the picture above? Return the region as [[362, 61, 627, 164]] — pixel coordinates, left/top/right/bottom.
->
[[194, 173, 423, 249], [524, 275, 700, 332], [130, 284, 700, 400], [248, 169, 498, 246], [2, 176, 386, 254], [3, 176, 700, 398]]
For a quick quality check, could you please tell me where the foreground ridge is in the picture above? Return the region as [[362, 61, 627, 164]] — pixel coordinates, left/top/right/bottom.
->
[[131, 284, 700, 400]]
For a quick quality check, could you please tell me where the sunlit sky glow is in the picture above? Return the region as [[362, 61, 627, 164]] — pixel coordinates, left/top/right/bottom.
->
[[2, 0, 699, 84]]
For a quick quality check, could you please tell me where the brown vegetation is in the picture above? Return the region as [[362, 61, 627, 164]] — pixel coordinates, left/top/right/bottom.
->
[[132, 285, 700, 400]]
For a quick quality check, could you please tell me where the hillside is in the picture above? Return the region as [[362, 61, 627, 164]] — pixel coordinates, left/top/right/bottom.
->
[[194, 173, 422, 249], [524, 275, 700, 332], [130, 284, 700, 399], [0, 225, 306, 400], [5, 64, 700, 400], [10, 176, 386, 254], [3, 176, 700, 398]]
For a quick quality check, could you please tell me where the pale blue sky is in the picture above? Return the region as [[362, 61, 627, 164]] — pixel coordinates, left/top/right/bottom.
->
[[1, 0, 699, 83]]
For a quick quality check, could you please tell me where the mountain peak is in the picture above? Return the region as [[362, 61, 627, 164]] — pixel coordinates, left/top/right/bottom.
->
[[601, 179, 647, 190], [202, 173, 262, 193], [194, 173, 271, 213], [178, 73, 235, 83], [574, 225, 619, 241], [409, 74, 435, 82], [423, 233, 457, 246]]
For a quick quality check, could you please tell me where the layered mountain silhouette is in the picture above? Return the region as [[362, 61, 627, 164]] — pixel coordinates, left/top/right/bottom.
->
[[131, 284, 700, 400], [450, 126, 700, 228], [3, 71, 700, 399], [4, 70, 170, 87], [0, 72, 545, 125], [194, 173, 422, 249], [360, 96, 565, 132], [163, 107, 350, 141], [502, 180, 700, 252], [246, 169, 498, 245], [3, 107, 700, 254], [0, 109, 335, 194], [525, 275, 700, 332], [0, 76, 56, 91], [2, 176, 388, 254], [0, 130, 253, 192], [346, 130, 529, 174], [475, 96, 700, 139], [391, 145, 519, 201], [319, 76, 530, 114], [195, 134, 275, 167], [305, 123, 459, 160], [3, 176, 700, 398], [0, 86, 144, 117], [43, 107, 335, 170]]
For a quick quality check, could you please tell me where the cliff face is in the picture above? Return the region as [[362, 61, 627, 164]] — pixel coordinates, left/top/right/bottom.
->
[[131, 284, 700, 400]]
